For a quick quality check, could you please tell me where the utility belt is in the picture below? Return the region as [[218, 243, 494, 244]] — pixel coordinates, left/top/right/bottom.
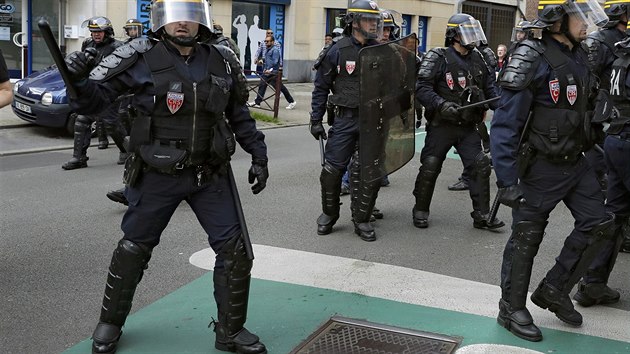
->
[[517, 141, 582, 177], [326, 101, 358, 125]]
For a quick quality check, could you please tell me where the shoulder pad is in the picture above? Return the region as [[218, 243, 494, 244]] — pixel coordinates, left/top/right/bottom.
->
[[111, 40, 124, 49], [583, 35, 602, 70], [212, 44, 249, 106], [89, 38, 154, 81], [314, 43, 334, 70], [417, 48, 444, 80], [479, 46, 498, 71], [336, 36, 353, 49], [498, 39, 544, 90]]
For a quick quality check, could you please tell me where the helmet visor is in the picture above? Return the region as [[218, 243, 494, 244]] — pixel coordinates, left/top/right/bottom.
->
[[511, 27, 527, 42], [457, 18, 487, 46], [565, 0, 609, 30], [150, 0, 212, 32], [81, 16, 111, 32]]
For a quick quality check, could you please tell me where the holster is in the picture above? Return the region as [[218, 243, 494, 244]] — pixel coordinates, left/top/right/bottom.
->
[[326, 96, 335, 126], [123, 153, 144, 187], [516, 142, 536, 178]]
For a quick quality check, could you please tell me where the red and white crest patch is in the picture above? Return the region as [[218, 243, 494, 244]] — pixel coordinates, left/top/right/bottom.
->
[[167, 92, 184, 114], [458, 76, 467, 89], [345, 60, 356, 75], [445, 72, 454, 90], [548, 79, 560, 104], [566, 84, 577, 106]]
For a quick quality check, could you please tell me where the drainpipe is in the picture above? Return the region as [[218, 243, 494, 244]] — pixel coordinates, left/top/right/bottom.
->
[[59, 0, 67, 56]]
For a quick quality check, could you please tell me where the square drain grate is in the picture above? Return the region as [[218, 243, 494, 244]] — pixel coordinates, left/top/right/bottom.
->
[[291, 316, 461, 354]]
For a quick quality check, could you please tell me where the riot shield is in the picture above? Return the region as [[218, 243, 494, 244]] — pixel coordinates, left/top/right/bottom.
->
[[358, 34, 417, 183]]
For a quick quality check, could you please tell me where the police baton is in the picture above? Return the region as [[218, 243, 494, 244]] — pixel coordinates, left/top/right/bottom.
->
[[487, 189, 503, 225], [319, 138, 325, 166], [226, 163, 255, 261], [37, 20, 78, 100], [456, 96, 501, 111]]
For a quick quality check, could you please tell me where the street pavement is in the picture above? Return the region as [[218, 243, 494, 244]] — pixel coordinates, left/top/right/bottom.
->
[[1, 83, 629, 354]]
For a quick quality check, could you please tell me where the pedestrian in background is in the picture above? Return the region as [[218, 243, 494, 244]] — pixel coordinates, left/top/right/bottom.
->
[[249, 36, 297, 110]]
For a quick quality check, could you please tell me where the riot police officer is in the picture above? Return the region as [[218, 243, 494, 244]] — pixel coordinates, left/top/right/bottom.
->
[[491, 0, 614, 341], [573, 11, 630, 308], [123, 18, 144, 42], [413, 14, 503, 230], [62, 16, 127, 170], [582, 1, 630, 192], [209, 23, 241, 60], [64, 0, 268, 352], [310, 0, 383, 242]]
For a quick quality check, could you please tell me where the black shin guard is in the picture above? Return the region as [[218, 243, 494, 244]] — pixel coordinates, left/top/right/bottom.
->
[[507, 221, 547, 308], [412, 156, 442, 212], [92, 240, 152, 353], [214, 234, 266, 353]]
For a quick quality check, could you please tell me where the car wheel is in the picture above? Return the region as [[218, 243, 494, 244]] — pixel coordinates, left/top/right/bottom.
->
[[65, 113, 97, 137]]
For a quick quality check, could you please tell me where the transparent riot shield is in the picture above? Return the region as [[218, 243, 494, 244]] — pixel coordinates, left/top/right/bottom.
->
[[358, 33, 417, 183]]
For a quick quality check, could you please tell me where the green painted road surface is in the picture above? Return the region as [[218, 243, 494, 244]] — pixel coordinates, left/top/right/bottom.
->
[[65, 246, 629, 354]]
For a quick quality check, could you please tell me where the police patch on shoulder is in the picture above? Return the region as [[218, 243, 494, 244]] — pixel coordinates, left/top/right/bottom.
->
[[566, 84, 577, 106], [167, 92, 184, 114], [346, 61, 356, 74], [548, 79, 560, 104]]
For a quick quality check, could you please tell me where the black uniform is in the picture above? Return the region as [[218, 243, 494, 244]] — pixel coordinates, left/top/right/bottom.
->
[[62, 36, 126, 169], [491, 33, 615, 341], [573, 38, 630, 307], [581, 26, 628, 189], [310, 35, 382, 241], [413, 45, 501, 229], [69, 37, 268, 353]]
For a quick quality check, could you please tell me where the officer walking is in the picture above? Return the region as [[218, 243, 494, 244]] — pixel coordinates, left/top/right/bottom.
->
[[574, 13, 630, 309], [310, 0, 384, 241], [413, 14, 503, 230], [491, 0, 615, 341], [64, 1, 268, 352], [62, 16, 127, 170]]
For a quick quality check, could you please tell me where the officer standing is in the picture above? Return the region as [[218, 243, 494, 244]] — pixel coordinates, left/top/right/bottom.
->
[[64, 1, 268, 352], [62, 16, 127, 170], [413, 14, 503, 230], [491, 0, 615, 341], [574, 15, 630, 308], [210, 23, 241, 60], [310, 0, 383, 241]]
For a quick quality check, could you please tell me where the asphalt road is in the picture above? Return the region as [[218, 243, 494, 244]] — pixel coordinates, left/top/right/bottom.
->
[[0, 124, 628, 354]]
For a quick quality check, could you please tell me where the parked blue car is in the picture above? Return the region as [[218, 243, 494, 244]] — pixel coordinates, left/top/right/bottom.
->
[[11, 66, 78, 135]]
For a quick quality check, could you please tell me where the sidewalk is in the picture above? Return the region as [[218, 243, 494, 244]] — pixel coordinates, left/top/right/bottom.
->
[[0, 82, 314, 130]]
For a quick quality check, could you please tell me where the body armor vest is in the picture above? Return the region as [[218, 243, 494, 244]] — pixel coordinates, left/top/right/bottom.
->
[[143, 42, 231, 165], [436, 48, 487, 123], [329, 37, 360, 108], [528, 37, 590, 161], [608, 52, 630, 134]]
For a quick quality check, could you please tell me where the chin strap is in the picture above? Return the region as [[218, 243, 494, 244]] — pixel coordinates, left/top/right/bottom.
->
[[162, 32, 197, 47]]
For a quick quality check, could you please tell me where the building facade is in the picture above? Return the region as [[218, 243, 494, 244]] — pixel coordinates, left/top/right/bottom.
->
[[0, 0, 526, 82]]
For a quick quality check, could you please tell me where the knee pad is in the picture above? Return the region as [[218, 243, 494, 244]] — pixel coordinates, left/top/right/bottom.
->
[[75, 114, 93, 129], [420, 155, 442, 175]]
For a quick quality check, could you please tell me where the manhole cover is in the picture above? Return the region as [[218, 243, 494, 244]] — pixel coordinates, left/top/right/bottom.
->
[[291, 316, 461, 354]]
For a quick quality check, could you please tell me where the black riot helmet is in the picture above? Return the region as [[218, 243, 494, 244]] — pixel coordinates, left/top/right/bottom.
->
[[123, 18, 143, 38], [535, 0, 608, 44], [343, 0, 383, 40], [603, 0, 630, 28], [511, 20, 532, 42], [81, 16, 114, 37], [381, 9, 402, 40], [445, 13, 487, 49], [149, 0, 213, 46]]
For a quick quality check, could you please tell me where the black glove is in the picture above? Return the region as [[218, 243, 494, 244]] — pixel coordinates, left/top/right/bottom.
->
[[310, 120, 327, 140], [498, 184, 526, 209], [439, 101, 461, 120], [65, 48, 97, 82], [248, 159, 268, 194]]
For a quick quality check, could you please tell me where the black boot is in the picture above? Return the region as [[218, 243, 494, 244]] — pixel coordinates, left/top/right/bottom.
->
[[353, 221, 376, 242], [471, 210, 505, 230], [497, 299, 542, 342], [317, 164, 342, 235], [213, 235, 266, 354], [573, 280, 620, 307], [412, 156, 441, 229], [63, 115, 91, 170], [106, 188, 128, 206], [531, 279, 582, 326], [498, 221, 546, 341], [92, 240, 152, 354]]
